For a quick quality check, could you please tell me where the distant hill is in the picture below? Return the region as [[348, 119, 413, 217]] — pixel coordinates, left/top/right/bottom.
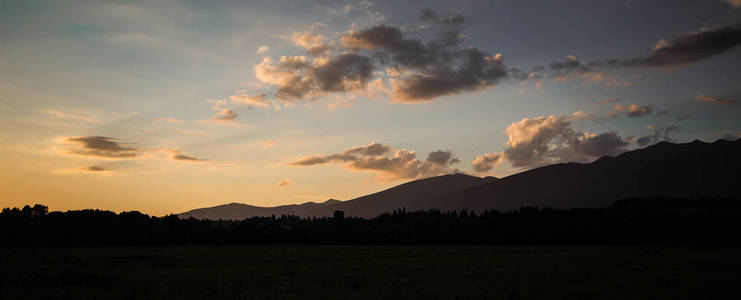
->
[[178, 199, 341, 220], [179, 139, 741, 220]]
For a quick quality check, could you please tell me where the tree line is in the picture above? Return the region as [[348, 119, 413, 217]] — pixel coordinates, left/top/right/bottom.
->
[[2, 197, 740, 246]]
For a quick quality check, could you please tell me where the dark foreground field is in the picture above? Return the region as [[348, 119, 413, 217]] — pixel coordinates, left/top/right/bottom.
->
[[1, 246, 739, 299]]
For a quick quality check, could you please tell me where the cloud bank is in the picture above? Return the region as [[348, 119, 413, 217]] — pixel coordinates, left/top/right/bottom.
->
[[617, 23, 741, 68], [253, 9, 510, 103]]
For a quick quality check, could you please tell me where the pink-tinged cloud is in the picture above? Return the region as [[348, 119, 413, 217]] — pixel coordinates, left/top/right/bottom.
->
[[290, 142, 460, 180], [473, 111, 631, 172], [695, 94, 738, 105]]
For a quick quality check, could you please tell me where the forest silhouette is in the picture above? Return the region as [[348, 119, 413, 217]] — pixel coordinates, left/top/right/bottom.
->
[[3, 197, 740, 246]]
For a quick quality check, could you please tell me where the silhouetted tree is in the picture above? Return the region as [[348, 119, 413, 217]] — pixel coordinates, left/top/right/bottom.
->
[[2, 198, 740, 246]]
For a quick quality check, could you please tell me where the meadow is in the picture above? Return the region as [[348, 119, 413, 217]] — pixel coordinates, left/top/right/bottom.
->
[[2, 245, 739, 299]]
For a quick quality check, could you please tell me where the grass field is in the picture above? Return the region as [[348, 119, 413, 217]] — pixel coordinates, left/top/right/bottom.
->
[[1, 245, 739, 299]]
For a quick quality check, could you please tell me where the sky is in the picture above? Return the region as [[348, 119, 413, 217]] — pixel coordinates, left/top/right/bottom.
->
[[1, 0, 740, 215]]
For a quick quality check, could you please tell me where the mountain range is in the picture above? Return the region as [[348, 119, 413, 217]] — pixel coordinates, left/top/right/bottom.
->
[[179, 138, 741, 220]]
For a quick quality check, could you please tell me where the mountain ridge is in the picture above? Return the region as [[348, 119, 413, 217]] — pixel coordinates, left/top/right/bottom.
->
[[178, 138, 741, 220]]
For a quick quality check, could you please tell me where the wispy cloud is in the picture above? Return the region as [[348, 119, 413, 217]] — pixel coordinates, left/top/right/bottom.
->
[[277, 178, 293, 187], [610, 104, 652, 118], [163, 149, 208, 162], [66, 136, 139, 159], [44, 110, 102, 123], [695, 94, 738, 105]]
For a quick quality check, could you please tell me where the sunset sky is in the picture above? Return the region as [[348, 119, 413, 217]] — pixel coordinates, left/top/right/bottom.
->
[[2, 0, 740, 215]]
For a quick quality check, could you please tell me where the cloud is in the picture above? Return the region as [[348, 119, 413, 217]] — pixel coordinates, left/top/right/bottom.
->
[[164, 149, 207, 162], [610, 104, 652, 118], [612, 23, 741, 68], [549, 55, 630, 86], [254, 54, 374, 101], [473, 112, 630, 172], [571, 131, 630, 157], [472, 153, 504, 173], [343, 142, 393, 156], [550, 55, 600, 77], [290, 31, 325, 50], [63, 137, 209, 166], [45, 110, 102, 123], [419, 8, 464, 25], [230, 92, 278, 108], [213, 109, 238, 121], [510, 67, 544, 92], [389, 50, 508, 102], [636, 125, 679, 146], [326, 1, 385, 24], [254, 10, 511, 103], [277, 178, 293, 187], [81, 166, 107, 172], [290, 142, 459, 180], [425, 150, 460, 165], [67, 136, 139, 159], [342, 24, 508, 101], [313, 54, 374, 92], [256, 46, 270, 55], [695, 94, 739, 105]]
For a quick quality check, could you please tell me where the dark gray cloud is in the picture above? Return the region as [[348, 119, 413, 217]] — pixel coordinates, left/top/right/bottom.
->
[[290, 142, 459, 180], [256, 54, 375, 101], [82, 166, 107, 172], [419, 8, 464, 25], [571, 131, 629, 157], [313, 54, 374, 92], [342, 24, 461, 70], [67, 136, 138, 158], [173, 154, 206, 162], [391, 48, 508, 102], [547, 23, 741, 83], [342, 23, 508, 101], [257, 10, 511, 103], [547, 55, 626, 85], [637, 125, 679, 146], [343, 142, 392, 156], [425, 150, 460, 165], [166, 149, 207, 162], [550, 55, 600, 75], [613, 23, 741, 68]]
